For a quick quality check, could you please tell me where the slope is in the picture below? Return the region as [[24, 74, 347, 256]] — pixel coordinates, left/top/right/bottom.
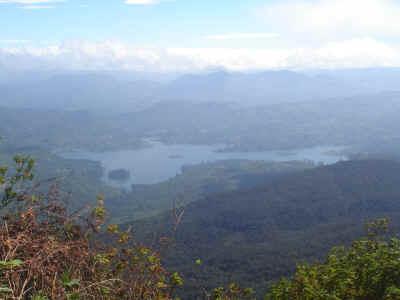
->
[[130, 159, 400, 298]]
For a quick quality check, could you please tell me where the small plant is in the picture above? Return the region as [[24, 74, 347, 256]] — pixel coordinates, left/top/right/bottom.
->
[[32, 291, 50, 300], [204, 284, 255, 300]]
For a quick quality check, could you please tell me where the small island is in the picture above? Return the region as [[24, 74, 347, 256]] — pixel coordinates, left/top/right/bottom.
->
[[108, 169, 131, 181]]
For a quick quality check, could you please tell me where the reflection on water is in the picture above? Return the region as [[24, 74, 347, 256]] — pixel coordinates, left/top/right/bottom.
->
[[57, 142, 348, 190]]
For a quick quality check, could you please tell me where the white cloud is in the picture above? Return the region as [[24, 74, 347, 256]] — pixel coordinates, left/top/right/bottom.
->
[[260, 0, 400, 39], [285, 38, 400, 69], [0, 40, 195, 72], [205, 33, 280, 40], [0, 38, 399, 72], [0, 0, 65, 9]]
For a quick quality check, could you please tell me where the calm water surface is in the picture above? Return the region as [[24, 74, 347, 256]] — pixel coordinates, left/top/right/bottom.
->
[[57, 142, 347, 189]]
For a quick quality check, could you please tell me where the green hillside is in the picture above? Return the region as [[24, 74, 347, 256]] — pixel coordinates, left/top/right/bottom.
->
[[128, 159, 400, 298]]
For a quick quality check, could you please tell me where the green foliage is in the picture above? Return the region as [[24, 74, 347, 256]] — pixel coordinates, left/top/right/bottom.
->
[[0, 259, 23, 268], [61, 273, 80, 288], [204, 284, 255, 300], [0, 285, 12, 293], [32, 292, 50, 300], [0, 152, 35, 207], [266, 219, 400, 300]]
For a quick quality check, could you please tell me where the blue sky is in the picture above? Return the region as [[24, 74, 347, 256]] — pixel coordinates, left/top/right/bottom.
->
[[0, 0, 279, 48], [1, 0, 400, 71]]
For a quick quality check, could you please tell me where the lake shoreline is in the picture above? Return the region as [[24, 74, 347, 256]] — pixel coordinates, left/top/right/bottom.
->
[[56, 142, 350, 190]]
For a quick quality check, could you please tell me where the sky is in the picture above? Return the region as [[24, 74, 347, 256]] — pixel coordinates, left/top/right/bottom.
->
[[1, 0, 400, 72]]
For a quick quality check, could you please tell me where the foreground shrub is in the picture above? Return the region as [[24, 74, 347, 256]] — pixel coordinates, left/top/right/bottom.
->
[[0, 153, 183, 299], [266, 219, 400, 300]]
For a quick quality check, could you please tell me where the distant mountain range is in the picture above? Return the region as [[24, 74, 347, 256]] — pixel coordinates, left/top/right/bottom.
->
[[2, 68, 400, 112], [159, 70, 357, 103], [2, 88, 400, 153], [0, 73, 162, 112]]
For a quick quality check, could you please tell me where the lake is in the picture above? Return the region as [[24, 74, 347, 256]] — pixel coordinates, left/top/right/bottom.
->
[[57, 142, 348, 190]]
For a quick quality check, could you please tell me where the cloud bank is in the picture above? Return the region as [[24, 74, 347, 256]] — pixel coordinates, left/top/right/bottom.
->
[[1, 38, 399, 72], [260, 0, 400, 39]]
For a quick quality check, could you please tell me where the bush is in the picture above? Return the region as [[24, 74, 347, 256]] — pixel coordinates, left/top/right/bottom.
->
[[266, 218, 400, 300], [0, 152, 183, 299]]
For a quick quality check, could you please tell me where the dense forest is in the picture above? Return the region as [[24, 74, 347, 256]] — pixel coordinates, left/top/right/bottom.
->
[[128, 159, 400, 298]]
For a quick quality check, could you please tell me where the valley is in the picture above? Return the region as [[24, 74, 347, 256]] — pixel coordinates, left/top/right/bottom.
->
[[4, 2, 400, 298], [2, 68, 400, 298]]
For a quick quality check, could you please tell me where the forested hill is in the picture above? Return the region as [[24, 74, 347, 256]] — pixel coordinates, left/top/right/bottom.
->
[[182, 159, 400, 231], [131, 159, 400, 298]]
